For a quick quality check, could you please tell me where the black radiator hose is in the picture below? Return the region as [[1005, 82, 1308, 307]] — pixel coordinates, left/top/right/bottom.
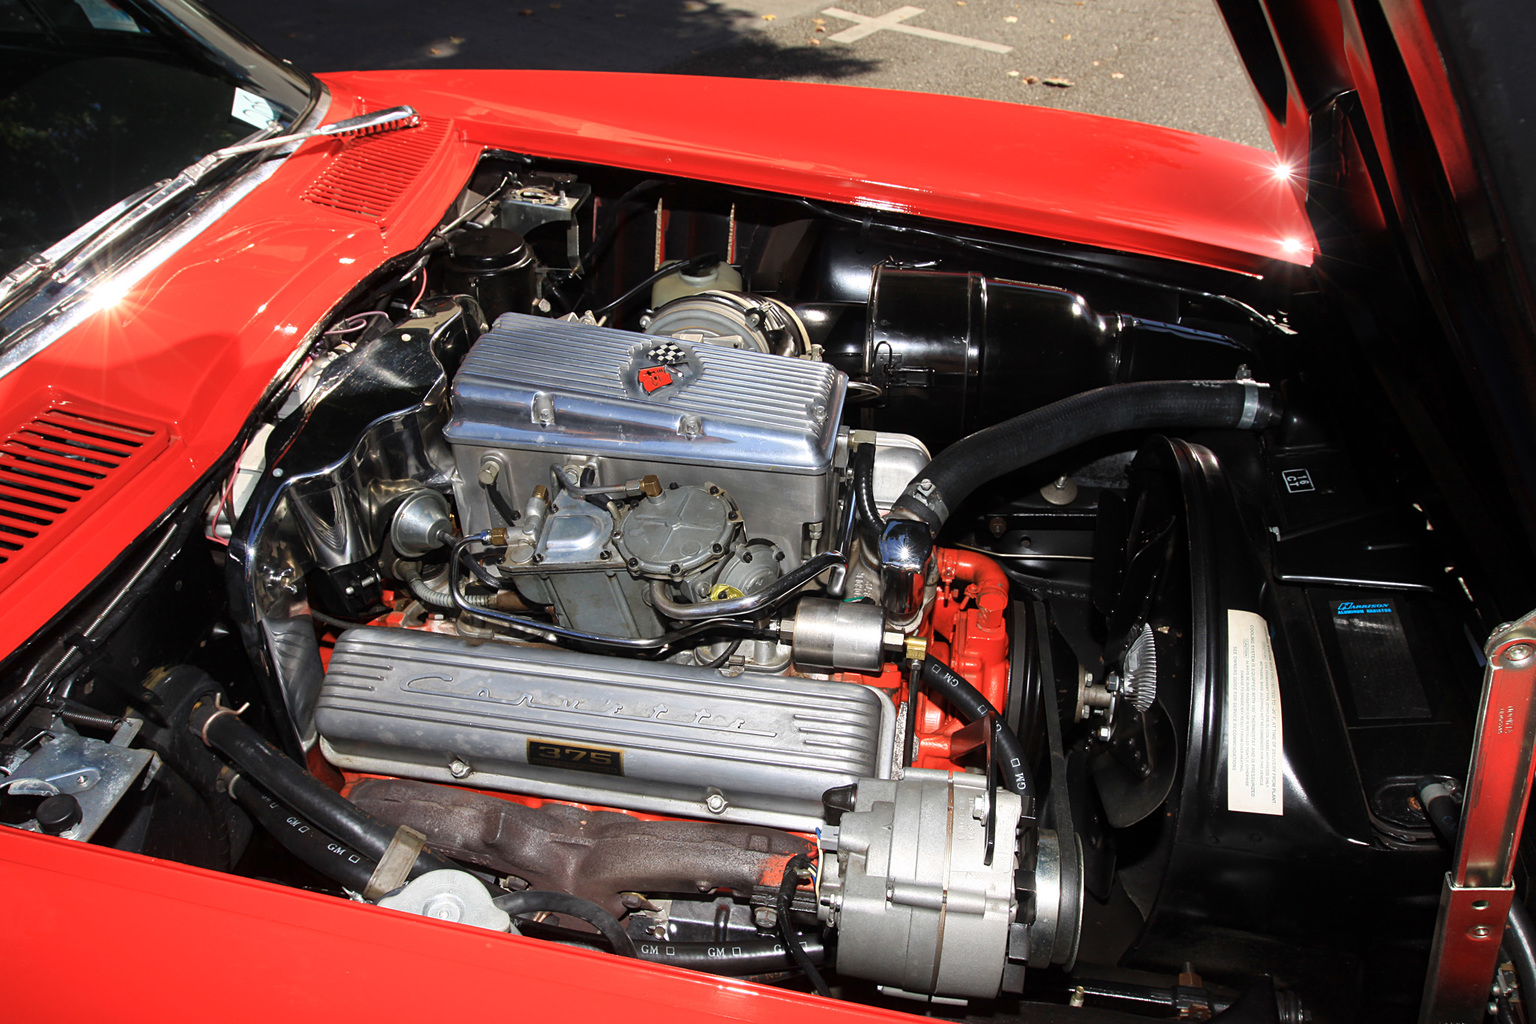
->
[[493, 891, 638, 956], [889, 380, 1279, 533], [512, 919, 827, 974], [635, 935, 828, 974], [852, 441, 883, 551], [921, 655, 1036, 808], [189, 700, 453, 881], [225, 772, 379, 893]]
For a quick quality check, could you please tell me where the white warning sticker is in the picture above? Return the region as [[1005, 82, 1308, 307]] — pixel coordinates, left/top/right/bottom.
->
[[1226, 609, 1284, 815]]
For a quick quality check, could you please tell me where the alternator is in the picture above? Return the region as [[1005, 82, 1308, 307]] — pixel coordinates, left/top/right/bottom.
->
[[818, 770, 1023, 1000]]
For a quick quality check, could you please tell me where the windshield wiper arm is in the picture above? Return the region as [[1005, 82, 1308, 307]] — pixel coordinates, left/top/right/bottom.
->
[[205, 104, 420, 161], [0, 106, 419, 308], [0, 186, 158, 309]]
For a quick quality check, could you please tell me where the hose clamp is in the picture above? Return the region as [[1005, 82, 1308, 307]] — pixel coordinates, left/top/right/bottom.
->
[[364, 824, 428, 900], [901, 478, 949, 526], [1236, 381, 1266, 430], [198, 695, 250, 747]]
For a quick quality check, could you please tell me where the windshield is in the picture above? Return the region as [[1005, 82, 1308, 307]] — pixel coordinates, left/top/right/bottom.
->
[[0, 0, 314, 270]]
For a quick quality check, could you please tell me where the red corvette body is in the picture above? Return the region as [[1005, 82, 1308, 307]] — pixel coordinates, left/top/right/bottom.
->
[[0, 73, 1311, 659], [3, 1, 1534, 1021], [0, 73, 1303, 1018]]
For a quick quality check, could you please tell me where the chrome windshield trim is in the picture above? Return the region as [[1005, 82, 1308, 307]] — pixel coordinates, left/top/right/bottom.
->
[[0, 85, 333, 383], [0, 185, 160, 308]]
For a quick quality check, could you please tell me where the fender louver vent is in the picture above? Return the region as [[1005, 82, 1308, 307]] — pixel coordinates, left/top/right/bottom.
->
[[299, 116, 449, 222], [0, 401, 170, 589]]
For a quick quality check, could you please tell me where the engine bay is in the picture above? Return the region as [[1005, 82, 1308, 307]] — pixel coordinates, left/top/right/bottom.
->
[[2, 150, 1500, 1021]]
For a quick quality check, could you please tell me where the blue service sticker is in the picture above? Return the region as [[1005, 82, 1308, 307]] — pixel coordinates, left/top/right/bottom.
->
[[1333, 599, 1394, 616], [1327, 595, 1431, 719]]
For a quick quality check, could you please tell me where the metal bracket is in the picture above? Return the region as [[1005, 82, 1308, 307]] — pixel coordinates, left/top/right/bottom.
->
[[364, 824, 427, 900], [0, 724, 153, 841], [1420, 608, 1536, 1023]]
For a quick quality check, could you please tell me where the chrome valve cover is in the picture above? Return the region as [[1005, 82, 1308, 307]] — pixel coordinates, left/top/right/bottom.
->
[[314, 626, 894, 832]]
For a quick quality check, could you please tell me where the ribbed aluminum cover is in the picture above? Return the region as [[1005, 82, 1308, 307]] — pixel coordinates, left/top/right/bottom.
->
[[315, 627, 892, 831], [445, 312, 845, 474]]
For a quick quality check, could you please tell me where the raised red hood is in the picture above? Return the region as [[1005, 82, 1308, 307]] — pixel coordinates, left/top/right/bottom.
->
[[0, 70, 1310, 662]]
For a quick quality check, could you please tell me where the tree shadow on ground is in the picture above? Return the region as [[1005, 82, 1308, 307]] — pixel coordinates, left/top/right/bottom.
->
[[206, 0, 878, 81], [660, 34, 879, 81]]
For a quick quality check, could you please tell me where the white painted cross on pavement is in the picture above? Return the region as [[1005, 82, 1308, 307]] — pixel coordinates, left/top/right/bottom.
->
[[821, 5, 1013, 53]]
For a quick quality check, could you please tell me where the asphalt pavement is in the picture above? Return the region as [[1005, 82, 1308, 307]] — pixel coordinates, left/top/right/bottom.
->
[[208, 0, 1272, 149]]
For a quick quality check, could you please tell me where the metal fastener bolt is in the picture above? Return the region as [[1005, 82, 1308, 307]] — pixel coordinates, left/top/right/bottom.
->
[[449, 758, 472, 779], [669, 563, 681, 575], [532, 393, 555, 427], [628, 557, 639, 568], [422, 895, 464, 922], [1469, 924, 1494, 939], [704, 789, 728, 814], [600, 550, 612, 560], [753, 906, 779, 930], [1506, 643, 1534, 664], [711, 543, 723, 554]]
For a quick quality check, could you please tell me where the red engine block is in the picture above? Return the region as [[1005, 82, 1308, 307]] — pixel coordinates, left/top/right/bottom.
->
[[844, 546, 1011, 773]]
